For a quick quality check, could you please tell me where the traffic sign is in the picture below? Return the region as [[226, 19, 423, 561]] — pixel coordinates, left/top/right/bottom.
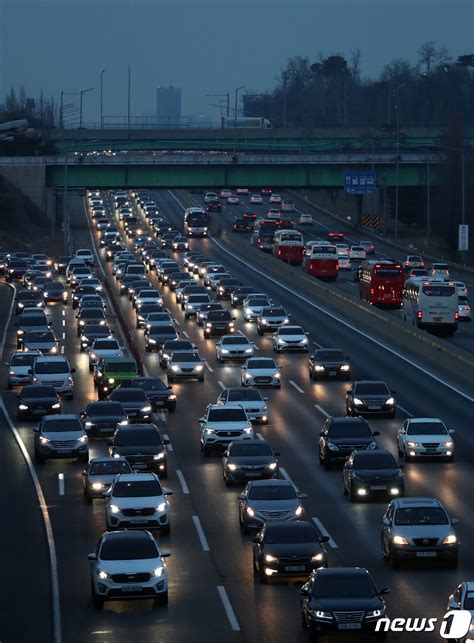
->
[[458, 224, 469, 251], [344, 171, 377, 195]]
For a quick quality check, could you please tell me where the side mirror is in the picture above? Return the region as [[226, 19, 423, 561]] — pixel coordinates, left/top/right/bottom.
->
[[346, 389, 352, 394], [372, 431, 380, 436], [168, 385, 173, 390], [379, 588, 391, 596], [233, 317, 237, 321], [252, 537, 260, 544], [48, 322, 52, 326], [382, 517, 390, 526], [164, 490, 173, 496], [70, 368, 76, 374], [103, 490, 111, 497], [391, 390, 397, 395], [238, 494, 245, 501], [273, 451, 280, 457], [263, 397, 269, 401], [161, 550, 171, 558], [449, 429, 455, 434], [81, 470, 87, 476], [319, 536, 330, 544], [223, 451, 229, 457], [163, 439, 170, 445], [298, 492, 308, 499], [299, 587, 310, 597], [33, 426, 40, 433], [87, 553, 97, 561], [451, 518, 460, 526]]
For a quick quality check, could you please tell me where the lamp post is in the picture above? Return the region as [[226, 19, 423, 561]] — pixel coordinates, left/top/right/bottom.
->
[[394, 82, 406, 239], [100, 69, 105, 129], [233, 85, 245, 155], [79, 87, 94, 128]]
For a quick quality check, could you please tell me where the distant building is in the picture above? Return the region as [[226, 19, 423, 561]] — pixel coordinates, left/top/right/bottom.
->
[[156, 85, 182, 126]]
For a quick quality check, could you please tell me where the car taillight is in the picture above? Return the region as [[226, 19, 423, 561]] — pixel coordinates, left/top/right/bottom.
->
[[455, 311, 459, 320], [417, 311, 422, 320], [370, 288, 375, 295]]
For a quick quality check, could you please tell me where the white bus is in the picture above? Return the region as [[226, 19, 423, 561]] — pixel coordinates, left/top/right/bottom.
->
[[402, 278, 458, 335]]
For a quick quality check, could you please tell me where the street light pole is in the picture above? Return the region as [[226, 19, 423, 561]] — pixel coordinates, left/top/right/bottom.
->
[[100, 69, 105, 129], [461, 149, 465, 226], [127, 65, 131, 130], [79, 87, 94, 128], [426, 146, 431, 250], [233, 85, 245, 155]]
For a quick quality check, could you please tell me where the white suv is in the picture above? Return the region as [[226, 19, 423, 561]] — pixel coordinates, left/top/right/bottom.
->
[[75, 248, 94, 266], [31, 355, 75, 398], [199, 404, 254, 455]]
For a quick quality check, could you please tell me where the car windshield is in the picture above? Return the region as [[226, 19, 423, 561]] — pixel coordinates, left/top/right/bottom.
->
[[112, 390, 146, 402], [394, 507, 449, 525], [34, 361, 69, 374], [264, 524, 318, 544], [208, 408, 247, 422], [188, 296, 209, 303], [163, 341, 192, 351], [248, 298, 270, 306], [328, 422, 371, 438], [93, 340, 119, 350], [313, 573, 375, 598], [316, 350, 344, 360], [280, 327, 304, 336], [248, 485, 297, 500], [354, 383, 389, 395], [134, 379, 167, 392], [20, 317, 47, 327], [87, 403, 123, 416], [90, 461, 130, 475], [171, 353, 200, 363], [222, 337, 249, 345], [150, 327, 176, 336], [248, 359, 276, 369], [464, 594, 474, 610], [230, 443, 272, 456], [11, 354, 37, 366], [18, 291, 42, 301], [81, 309, 105, 318], [43, 418, 82, 433], [407, 422, 448, 435], [25, 331, 54, 342], [115, 429, 161, 446], [23, 386, 56, 398], [263, 308, 285, 316], [113, 480, 163, 497], [354, 453, 397, 469], [208, 312, 231, 320], [106, 362, 136, 373], [227, 390, 262, 402], [147, 314, 170, 322]]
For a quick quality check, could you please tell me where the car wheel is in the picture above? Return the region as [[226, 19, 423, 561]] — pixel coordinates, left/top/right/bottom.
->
[[184, 313, 189, 319], [88, 365, 93, 373], [224, 475, 231, 487], [155, 591, 168, 606], [381, 537, 389, 560]]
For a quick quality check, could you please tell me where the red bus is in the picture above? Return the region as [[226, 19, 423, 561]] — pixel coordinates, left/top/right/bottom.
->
[[305, 244, 339, 280], [273, 230, 304, 265], [359, 260, 404, 307]]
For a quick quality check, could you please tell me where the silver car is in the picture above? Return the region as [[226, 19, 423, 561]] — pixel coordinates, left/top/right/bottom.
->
[[243, 295, 273, 322], [184, 293, 211, 318], [23, 329, 59, 354], [238, 479, 307, 531], [217, 387, 269, 423], [241, 357, 281, 388], [81, 457, 132, 503], [273, 325, 309, 352], [167, 352, 205, 382], [396, 417, 454, 461], [5, 350, 41, 389], [216, 333, 254, 362]]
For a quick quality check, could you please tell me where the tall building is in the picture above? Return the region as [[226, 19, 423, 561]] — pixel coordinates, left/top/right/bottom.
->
[[156, 85, 182, 126]]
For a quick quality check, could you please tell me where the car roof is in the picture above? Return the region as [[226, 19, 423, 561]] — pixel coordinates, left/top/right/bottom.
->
[[392, 497, 442, 508], [114, 472, 159, 482], [249, 479, 292, 487], [353, 380, 388, 386], [89, 456, 128, 464], [407, 417, 444, 424], [43, 413, 78, 420], [315, 567, 369, 578], [102, 529, 154, 543]]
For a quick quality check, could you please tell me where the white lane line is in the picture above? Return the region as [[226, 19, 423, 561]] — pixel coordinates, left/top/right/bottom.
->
[[397, 404, 413, 417], [176, 470, 190, 495], [314, 404, 331, 418], [312, 340, 323, 348], [158, 410, 167, 423], [62, 319, 66, 327], [312, 517, 338, 549], [62, 332, 66, 340], [253, 343, 260, 350], [290, 380, 304, 393], [217, 380, 226, 390], [192, 515, 210, 551], [279, 467, 300, 492], [217, 586, 241, 632], [62, 309, 66, 317], [256, 433, 265, 441], [203, 360, 213, 373], [0, 400, 62, 643], [60, 345, 65, 354], [58, 473, 65, 496], [162, 434, 173, 451], [182, 330, 190, 339]]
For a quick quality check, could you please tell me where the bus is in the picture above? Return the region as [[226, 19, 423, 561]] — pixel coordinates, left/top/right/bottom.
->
[[305, 244, 339, 280], [273, 230, 304, 265], [251, 220, 279, 252], [184, 207, 210, 237], [402, 278, 458, 335], [359, 260, 404, 307]]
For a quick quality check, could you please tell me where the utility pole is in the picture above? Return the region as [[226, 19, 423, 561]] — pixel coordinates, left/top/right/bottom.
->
[[233, 86, 245, 155], [127, 65, 131, 130], [79, 87, 94, 129], [426, 146, 431, 250], [60, 91, 64, 129], [282, 73, 287, 129], [100, 69, 105, 128]]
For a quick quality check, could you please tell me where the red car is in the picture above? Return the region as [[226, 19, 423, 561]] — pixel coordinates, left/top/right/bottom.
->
[[242, 211, 257, 221], [260, 188, 273, 196], [327, 231, 344, 242]]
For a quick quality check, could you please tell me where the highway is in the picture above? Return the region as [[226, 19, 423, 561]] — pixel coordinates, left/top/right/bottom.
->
[[1, 187, 473, 643]]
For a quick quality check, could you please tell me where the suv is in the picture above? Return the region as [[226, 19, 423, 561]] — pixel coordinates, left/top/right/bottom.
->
[[33, 414, 89, 463], [96, 357, 139, 400], [404, 255, 424, 271], [199, 404, 254, 455], [109, 424, 169, 477], [203, 310, 236, 338], [256, 307, 289, 335], [31, 355, 76, 398], [318, 417, 379, 468]]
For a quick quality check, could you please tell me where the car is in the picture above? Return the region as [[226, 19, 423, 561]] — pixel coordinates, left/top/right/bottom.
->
[[104, 472, 172, 533], [196, 303, 224, 327], [407, 268, 429, 279], [343, 449, 405, 501], [76, 307, 107, 336], [281, 199, 295, 212], [5, 350, 41, 389], [207, 272, 234, 292], [242, 211, 257, 221], [33, 413, 88, 463], [184, 293, 211, 318], [238, 480, 307, 531], [217, 387, 269, 423], [243, 295, 273, 321], [206, 201, 222, 212], [17, 384, 61, 419], [256, 307, 289, 334], [16, 311, 50, 347], [453, 281, 468, 297], [335, 243, 349, 258], [158, 339, 195, 368], [233, 218, 252, 233], [346, 380, 396, 418], [15, 289, 45, 314], [145, 324, 179, 351], [133, 288, 163, 310], [222, 439, 279, 485], [300, 567, 390, 638], [359, 240, 375, 255], [81, 401, 128, 439], [396, 417, 455, 461], [108, 388, 153, 423], [267, 208, 281, 220], [241, 357, 281, 388], [81, 457, 132, 502], [197, 261, 220, 277], [175, 280, 200, 303], [199, 404, 254, 455], [273, 325, 309, 352], [220, 188, 232, 199], [127, 377, 177, 412], [327, 231, 344, 242], [308, 349, 351, 380], [74, 249, 94, 266], [381, 497, 459, 569], [349, 246, 367, 261], [96, 357, 139, 400], [31, 355, 75, 398], [160, 231, 179, 248], [95, 217, 111, 231], [136, 303, 166, 329], [88, 530, 170, 607], [80, 323, 113, 352], [236, 188, 249, 194], [231, 287, 259, 307], [203, 310, 236, 338], [446, 582, 474, 637], [172, 235, 189, 252], [253, 521, 328, 583], [54, 256, 71, 274], [318, 417, 379, 468], [72, 284, 99, 308], [22, 329, 59, 354], [298, 213, 313, 225], [269, 194, 282, 203], [216, 334, 254, 362], [168, 271, 189, 290], [250, 194, 263, 204], [458, 296, 471, 321], [204, 191, 218, 203], [88, 338, 123, 371], [260, 188, 272, 196], [430, 262, 450, 279], [43, 282, 68, 304], [404, 255, 424, 271], [167, 352, 205, 382]]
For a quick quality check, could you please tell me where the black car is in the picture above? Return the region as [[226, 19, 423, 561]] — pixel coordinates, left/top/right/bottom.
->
[[318, 417, 379, 468], [6, 260, 30, 281], [15, 289, 44, 315], [55, 256, 71, 274], [145, 324, 179, 351], [216, 278, 241, 300], [222, 439, 279, 485], [79, 323, 112, 351], [233, 218, 252, 232], [343, 449, 405, 502], [346, 381, 397, 418], [169, 271, 189, 290], [253, 521, 329, 583], [158, 339, 196, 368], [76, 307, 107, 336], [309, 349, 351, 381], [108, 388, 153, 422], [207, 201, 222, 212], [44, 282, 68, 304], [81, 401, 128, 438], [231, 287, 259, 307], [17, 384, 61, 419], [196, 303, 223, 327], [108, 424, 169, 477], [136, 302, 165, 328], [204, 310, 236, 338], [72, 284, 99, 308], [300, 567, 389, 639], [128, 377, 176, 412]]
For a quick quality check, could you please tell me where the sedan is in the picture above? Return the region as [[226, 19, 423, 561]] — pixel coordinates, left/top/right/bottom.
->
[[108, 388, 153, 422], [241, 358, 281, 388], [250, 194, 263, 205], [308, 348, 350, 380], [158, 339, 196, 368], [81, 457, 132, 503], [359, 240, 375, 255], [238, 480, 307, 531], [227, 195, 240, 205], [256, 307, 289, 334], [172, 235, 189, 252], [253, 521, 328, 583], [343, 449, 405, 501], [216, 334, 254, 362], [196, 303, 223, 327], [16, 290, 45, 314], [5, 350, 41, 389], [298, 213, 313, 225], [88, 530, 170, 607], [145, 325, 179, 351], [167, 352, 205, 383], [346, 380, 396, 418], [233, 219, 252, 233], [220, 188, 232, 199], [128, 377, 177, 412], [349, 246, 366, 261], [203, 310, 236, 338], [243, 295, 273, 321], [231, 287, 258, 307], [88, 338, 123, 371], [458, 296, 471, 321], [222, 439, 279, 485], [23, 330, 59, 354], [217, 387, 269, 423], [267, 208, 281, 220], [80, 324, 113, 352], [269, 194, 282, 203], [81, 401, 129, 439], [76, 308, 107, 335], [273, 325, 309, 352], [43, 282, 68, 304], [397, 417, 454, 461], [17, 384, 61, 419]]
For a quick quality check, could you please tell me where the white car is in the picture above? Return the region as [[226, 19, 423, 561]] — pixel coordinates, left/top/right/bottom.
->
[[269, 194, 282, 203], [430, 263, 449, 279], [227, 195, 240, 205], [88, 338, 124, 371], [134, 288, 163, 309], [243, 295, 273, 321], [349, 246, 366, 261], [74, 248, 94, 266], [458, 297, 471, 321], [220, 188, 232, 199], [236, 188, 249, 194], [273, 325, 309, 352], [105, 472, 172, 533], [199, 404, 254, 455], [241, 357, 281, 388], [217, 387, 269, 423], [335, 243, 349, 257], [216, 333, 254, 362], [31, 355, 75, 397], [250, 194, 263, 204], [298, 213, 313, 225], [338, 257, 352, 271], [266, 208, 281, 220], [89, 530, 170, 607], [281, 199, 295, 212], [453, 281, 468, 297], [397, 418, 455, 461], [204, 192, 218, 203], [5, 350, 41, 389]]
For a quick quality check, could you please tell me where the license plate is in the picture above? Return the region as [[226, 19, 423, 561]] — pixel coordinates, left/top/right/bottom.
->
[[370, 485, 387, 490], [329, 371, 337, 376], [416, 551, 436, 558], [368, 405, 380, 410], [425, 449, 438, 454], [133, 464, 147, 469], [123, 585, 142, 592], [285, 565, 305, 572], [245, 472, 261, 477], [154, 400, 164, 406], [338, 624, 361, 630], [56, 449, 72, 454], [433, 317, 443, 322], [99, 427, 112, 433], [34, 408, 46, 414], [130, 518, 148, 524]]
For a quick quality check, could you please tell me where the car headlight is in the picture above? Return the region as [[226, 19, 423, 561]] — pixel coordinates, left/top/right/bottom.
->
[[17, 329, 24, 335], [153, 566, 164, 577], [148, 338, 157, 344], [171, 365, 179, 372], [353, 397, 363, 405], [392, 535, 408, 545], [141, 406, 152, 413], [442, 534, 457, 544], [386, 397, 395, 405], [79, 320, 85, 326], [206, 322, 212, 328], [311, 553, 324, 562], [78, 435, 88, 443], [43, 293, 48, 298], [366, 609, 383, 619], [18, 404, 29, 410], [195, 364, 204, 371], [245, 308, 252, 316], [109, 504, 120, 514], [274, 371, 281, 378], [168, 394, 176, 400], [39, 436, 50, 444], [108, 378, 115, 384], [153, 452, 165, 460], [267, 462, 278, 470], [283, 318, 289, 324], [246, 506, 255, 516], [205, 428, 215, 434], [90, 353, 97, 360], [92, 482, 104, 490], [244, 373, 252, 379], [264, 554, 278, 562], [310, 610, 333, 620], [227, 464, 237, 471], [407, 441, 419, 448], [301, 337, 308, 344], [243, 428, 253, 434], [156, 502, 166, 512], [97, 569, 110, 580], [295, 505, 303, 517], [314, 365, 325, 371], [52, 403, 61, 409], [340, 364, 350, 371]]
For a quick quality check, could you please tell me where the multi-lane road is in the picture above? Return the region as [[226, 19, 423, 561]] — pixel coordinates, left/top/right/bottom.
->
[[0, 186, 473, 643]]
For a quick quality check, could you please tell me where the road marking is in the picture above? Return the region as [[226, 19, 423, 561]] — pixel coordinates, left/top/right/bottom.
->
[[217, 586, 241, 632], [314, 404, 331, 418], [203, 360, 213, 372], [158, 410, 167, 423], [256, 432, 265, 440], [0, 400, 62, 643], [162, 434, 173, 451], [312, 340, 323, 348], [290, 380, 304, 393], [397, 404, 413, 417], [58, 473, 65, 496], [182, 330, 190, 339], [60, 345, 65, 354], [279, 467, 299, 492], [192, 515, 210, 551], [62, 332, 66, 340], [176, 470, 190, 495], [62, 309, 66, 317], [312, 517, 338, 548], [217, 380, 226, 390], [62, 319, 66, 327]]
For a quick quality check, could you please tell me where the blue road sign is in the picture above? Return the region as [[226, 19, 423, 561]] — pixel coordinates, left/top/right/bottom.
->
[[344, 171, 377, 195]]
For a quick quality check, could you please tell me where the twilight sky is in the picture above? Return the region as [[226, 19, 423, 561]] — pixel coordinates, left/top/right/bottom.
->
[[1, 0, 472, 125]]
